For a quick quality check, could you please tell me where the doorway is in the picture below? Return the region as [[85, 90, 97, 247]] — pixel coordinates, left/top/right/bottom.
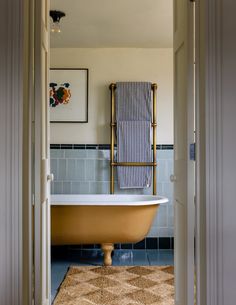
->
[[32, 1, 195, 304]]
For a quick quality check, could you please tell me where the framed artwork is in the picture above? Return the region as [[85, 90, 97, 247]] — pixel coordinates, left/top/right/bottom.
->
[[49, 68, 88, 123]]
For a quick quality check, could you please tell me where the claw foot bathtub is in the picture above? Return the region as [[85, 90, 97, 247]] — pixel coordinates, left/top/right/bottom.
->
[[51, 194, 168, 266]]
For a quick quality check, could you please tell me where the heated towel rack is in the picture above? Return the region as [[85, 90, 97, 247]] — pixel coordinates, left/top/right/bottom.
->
[[109, 83, 158, 195]]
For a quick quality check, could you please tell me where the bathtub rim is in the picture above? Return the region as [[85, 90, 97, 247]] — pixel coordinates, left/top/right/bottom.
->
[[51, 194, 168, 206]]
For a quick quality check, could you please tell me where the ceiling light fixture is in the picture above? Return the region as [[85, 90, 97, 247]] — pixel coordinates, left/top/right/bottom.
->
[[50, 10, 65, 33]]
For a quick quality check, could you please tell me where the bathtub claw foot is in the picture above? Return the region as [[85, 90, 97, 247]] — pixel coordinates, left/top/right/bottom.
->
[[101, 243, 114, 266]]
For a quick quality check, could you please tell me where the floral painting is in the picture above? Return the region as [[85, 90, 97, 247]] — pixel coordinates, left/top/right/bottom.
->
[[49, 82, 72, 107], [49, 68, 88, 123]]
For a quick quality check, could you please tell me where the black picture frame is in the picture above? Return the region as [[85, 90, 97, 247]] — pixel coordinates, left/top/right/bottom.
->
[[49, 68, 89, 123]]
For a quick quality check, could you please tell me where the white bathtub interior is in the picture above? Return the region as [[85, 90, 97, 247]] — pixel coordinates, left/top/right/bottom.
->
[[51, 194, 169, 206]]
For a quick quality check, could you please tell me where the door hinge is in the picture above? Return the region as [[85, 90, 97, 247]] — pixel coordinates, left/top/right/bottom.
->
[[32, 194, 35, 206]]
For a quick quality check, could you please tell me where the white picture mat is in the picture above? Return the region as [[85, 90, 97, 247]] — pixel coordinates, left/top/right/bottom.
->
[[50, 69, 88, 122]]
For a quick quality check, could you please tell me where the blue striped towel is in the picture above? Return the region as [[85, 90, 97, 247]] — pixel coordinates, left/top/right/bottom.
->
[[116, 82, 152, 189], [116, 82, 152, 121], [117, 121, 152, 188]]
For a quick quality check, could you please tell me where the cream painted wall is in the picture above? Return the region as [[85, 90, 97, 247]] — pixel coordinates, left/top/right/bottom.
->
[[50, 48, 173, 144]]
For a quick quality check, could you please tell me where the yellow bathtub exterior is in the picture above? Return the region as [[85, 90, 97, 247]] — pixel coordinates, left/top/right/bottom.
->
[[51, 203, 159, 265], [51, 204, 159, 245]]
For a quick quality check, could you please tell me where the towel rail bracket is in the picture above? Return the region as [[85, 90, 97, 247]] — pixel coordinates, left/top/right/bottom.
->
[[111, 162, 157, 167], [110, 122, 157, 127]]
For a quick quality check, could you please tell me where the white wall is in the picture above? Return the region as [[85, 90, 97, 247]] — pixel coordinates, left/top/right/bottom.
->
[[50, 48, 173, 144]]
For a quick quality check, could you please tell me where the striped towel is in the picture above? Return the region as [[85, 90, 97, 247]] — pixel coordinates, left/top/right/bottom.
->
[[116, 82, 152, 189], [117, 121, 152, 188], [116, 82, 152, 121]]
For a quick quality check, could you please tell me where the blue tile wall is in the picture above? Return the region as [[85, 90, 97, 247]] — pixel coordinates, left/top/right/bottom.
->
[[50, 144, 174, 238]]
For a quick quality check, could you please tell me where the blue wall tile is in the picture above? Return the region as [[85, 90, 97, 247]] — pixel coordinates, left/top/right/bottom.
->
[[85, 160, 95, 181], [51, 159, 58, 180], [58, 159, 67, 181], [71, 182, 90, 194], [86, 149, 108, 159], [158, 228, 170, 238], [67, 159, 85, 181], [50, 147, 174, 237], [157, 149, 174, 160], [53, 181, 63, 194], [167, 159, 174, 177], [67, 159, 76, 180], [157, 205, 168, 227], [94, 160, 110, 181], [162, 182, 173, 201], [62, 182, 71, 194], [156, 182, 163, 194], [148, 226, 158, 237], [157, 160, 169, 182], [51, 182, 54, 194], [65, 149, 87, 158], [90, 182, 110, 194], [51, 149, 65, 158], [156, 150, 168, 160]]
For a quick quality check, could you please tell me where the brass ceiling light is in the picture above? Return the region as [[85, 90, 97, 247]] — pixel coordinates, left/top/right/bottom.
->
[[50, 10, 65, 33]]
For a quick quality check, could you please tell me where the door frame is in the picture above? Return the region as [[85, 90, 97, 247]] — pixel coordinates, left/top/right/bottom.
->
[[22, 0, 34, 303], [202, 0, 223, 304], [195, 0, 224, 304], [195, 0, 207, 304], [33, 0, 51, 303], [173, 0, 195, 303], [20, 0, 222, 304]]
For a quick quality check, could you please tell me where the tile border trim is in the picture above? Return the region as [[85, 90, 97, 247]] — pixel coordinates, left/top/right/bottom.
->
[[50, 144, 174, 150]]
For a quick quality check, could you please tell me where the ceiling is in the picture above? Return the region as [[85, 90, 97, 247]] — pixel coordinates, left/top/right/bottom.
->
[[50, 0, 173, 48]]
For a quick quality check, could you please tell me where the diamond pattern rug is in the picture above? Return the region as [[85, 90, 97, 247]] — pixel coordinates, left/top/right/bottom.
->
[[53, 266, 174, 305]]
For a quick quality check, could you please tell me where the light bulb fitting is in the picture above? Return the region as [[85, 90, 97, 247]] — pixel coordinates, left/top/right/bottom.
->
[[50, 10, 65, 33]]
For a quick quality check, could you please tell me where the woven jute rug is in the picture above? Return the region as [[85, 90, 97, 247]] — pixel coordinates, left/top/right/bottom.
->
[[53, 265, 174, 305]]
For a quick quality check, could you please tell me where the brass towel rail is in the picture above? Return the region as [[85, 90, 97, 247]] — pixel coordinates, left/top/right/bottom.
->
[[109, 83, 158, 195]]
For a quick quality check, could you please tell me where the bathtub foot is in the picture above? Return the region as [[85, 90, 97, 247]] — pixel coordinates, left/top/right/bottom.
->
[[101, 243, 114, 266]]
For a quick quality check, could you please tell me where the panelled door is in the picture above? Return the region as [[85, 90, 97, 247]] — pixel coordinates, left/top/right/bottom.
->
[[34, 0, 51, 304], [173, 0, 195, 304]]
